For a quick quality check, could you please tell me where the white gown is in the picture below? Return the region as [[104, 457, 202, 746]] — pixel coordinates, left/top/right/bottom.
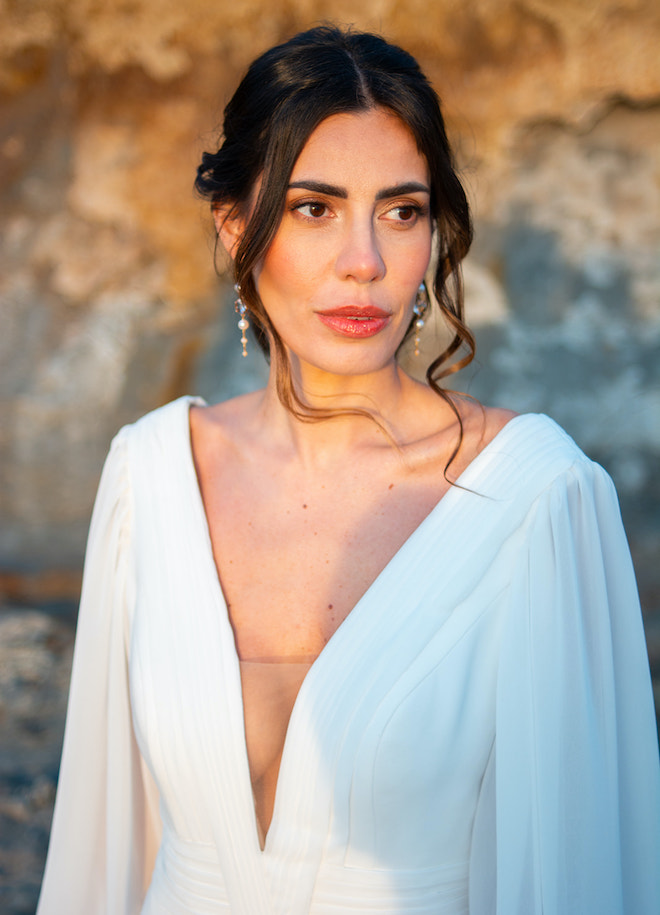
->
[[36, 396, 660, 914]]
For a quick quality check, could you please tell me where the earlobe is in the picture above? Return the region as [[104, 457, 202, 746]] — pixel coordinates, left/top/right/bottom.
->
[[213, 203, 246, 260]]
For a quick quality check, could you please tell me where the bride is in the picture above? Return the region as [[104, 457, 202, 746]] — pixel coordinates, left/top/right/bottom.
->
[[37, 24, 660, 915]]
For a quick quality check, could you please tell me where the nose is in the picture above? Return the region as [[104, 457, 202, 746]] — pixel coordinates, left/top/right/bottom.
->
[[335, 218, 386, 284]]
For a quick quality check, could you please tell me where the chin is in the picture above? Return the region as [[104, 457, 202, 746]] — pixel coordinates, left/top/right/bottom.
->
[[295, 349, 402, 381]]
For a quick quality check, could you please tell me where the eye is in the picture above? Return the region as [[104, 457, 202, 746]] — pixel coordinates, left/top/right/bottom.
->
[[382, 202, 428, 225], [292, 200, 329, 219], [394, 205, 418, 221]]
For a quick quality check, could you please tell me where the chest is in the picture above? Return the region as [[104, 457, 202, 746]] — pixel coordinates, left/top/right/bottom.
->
[[128, 497, 506, 864], [198, 467, 451, 660]]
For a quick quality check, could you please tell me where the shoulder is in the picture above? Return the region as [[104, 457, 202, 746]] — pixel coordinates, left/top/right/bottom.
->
[[188, 390, 255, 437], [454, 401, 614, 506], [476, 405, 520, 451], [446, 399, 519, 478], [109, 395, 212, 471], [455, 396, 586, 470], [188, 388, 267, 462], [106, 396, 204, 496], [118, 395, 203, 442], [491, 412, 618, 514]]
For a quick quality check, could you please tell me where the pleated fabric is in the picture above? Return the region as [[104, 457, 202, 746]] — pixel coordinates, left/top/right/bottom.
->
[[37, 397, 660, 914]]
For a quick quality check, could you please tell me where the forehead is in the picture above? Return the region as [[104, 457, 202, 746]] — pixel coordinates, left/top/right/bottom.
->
[[291, 108, 429, 186]]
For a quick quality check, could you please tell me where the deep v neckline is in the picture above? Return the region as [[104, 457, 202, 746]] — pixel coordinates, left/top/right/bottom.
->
[[180, 396, 527, 855]]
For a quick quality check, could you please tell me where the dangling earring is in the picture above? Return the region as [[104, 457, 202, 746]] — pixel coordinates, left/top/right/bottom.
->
[[234, 284, 249, 357], [412, 282, 429, 356]]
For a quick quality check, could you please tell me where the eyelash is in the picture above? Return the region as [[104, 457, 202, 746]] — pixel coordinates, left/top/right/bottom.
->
[[292, 201, 329, 219], [388, 203, 427, 223], [290, 200, 428, 223]]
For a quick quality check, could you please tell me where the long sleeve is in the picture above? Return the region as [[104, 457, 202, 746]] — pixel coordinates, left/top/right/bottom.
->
[[37, 430, 162, 914], [469, 458, 660, 913]]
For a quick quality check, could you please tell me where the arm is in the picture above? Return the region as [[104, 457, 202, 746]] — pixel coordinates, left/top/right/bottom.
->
[[470, 459, 660, 913], [37, 430, 161, 914]]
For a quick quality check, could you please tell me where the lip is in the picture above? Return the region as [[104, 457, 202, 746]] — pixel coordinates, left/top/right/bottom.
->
[[316, 313, 391, 338], [316, 304, 391, 319], [314, 304, 392, 339]]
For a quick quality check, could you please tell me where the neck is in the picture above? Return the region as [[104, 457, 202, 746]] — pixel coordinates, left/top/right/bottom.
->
[[256, 358, 418, 465]]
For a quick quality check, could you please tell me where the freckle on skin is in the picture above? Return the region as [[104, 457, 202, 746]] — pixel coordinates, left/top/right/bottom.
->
[[328, 604, 333, 610], [388, 483, 394, 490], [302, 504, 307, 509]]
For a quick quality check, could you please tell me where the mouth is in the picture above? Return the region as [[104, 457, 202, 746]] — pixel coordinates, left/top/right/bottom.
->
[[315, 308, 391, 338]]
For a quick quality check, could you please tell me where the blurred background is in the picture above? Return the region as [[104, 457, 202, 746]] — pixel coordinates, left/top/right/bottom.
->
[[1, 0, 659, 910]]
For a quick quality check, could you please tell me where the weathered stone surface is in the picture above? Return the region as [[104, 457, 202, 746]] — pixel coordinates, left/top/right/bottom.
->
[[0, 606, 74, 914]]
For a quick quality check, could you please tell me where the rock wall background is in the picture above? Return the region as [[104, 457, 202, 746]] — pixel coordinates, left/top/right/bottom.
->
[[1, 1, 659, 910]]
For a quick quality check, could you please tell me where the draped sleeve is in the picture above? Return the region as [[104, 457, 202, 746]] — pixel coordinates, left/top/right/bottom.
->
[[37, 429, 162, 914], [469, 457, 660, 914]]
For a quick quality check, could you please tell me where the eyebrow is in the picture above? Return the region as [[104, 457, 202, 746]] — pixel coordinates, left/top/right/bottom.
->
[[376, 182, 430, 200], [287, 180, 430, 200]]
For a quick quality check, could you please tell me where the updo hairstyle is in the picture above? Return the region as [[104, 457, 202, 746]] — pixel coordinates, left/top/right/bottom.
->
[[196, 25, 475, 424]]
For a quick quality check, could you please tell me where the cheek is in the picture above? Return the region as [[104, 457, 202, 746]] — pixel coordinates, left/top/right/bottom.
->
[[394, 238, 432, 289], [259, 234, 303, 287]]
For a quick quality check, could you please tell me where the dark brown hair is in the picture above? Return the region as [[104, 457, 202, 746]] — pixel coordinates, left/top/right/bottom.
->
[[196, 24, 475, 452]]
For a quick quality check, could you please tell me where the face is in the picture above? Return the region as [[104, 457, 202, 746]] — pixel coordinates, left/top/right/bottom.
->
[[228, 107, 433, 380]]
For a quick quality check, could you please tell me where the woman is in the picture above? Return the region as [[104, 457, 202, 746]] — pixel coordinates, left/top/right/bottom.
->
[[37, 25, 659, 915]]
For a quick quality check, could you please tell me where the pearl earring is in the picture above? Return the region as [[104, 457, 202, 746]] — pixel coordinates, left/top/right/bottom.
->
[[234, 284, 249, 357], [412, 282, 429, 356]]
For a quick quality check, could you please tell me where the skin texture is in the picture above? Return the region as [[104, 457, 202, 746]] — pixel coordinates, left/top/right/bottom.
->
[[194, 108, 516, 846]]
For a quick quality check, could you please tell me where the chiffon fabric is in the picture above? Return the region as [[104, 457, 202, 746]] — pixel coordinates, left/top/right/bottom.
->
[[37, 397, 660, 914]]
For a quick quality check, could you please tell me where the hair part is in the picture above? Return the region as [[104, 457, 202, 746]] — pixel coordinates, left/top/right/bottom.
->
[[196, 24, 475, 474]]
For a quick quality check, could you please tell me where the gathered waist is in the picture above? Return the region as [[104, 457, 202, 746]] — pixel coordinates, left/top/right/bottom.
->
[[142, 831, 230, 914], [312, 860, 469, 914], [141, 830, 469, 914]]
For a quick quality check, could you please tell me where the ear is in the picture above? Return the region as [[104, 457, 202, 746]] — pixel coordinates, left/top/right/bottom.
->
[[213, 203, 247, 261]]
